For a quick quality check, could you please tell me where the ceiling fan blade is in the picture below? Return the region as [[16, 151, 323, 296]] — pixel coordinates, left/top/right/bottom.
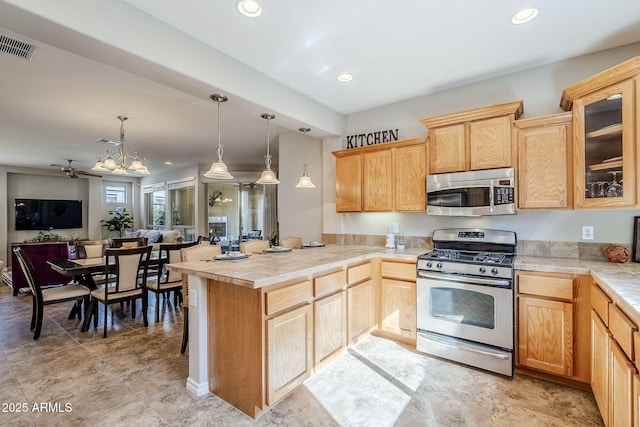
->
[[75, 170, 103, 178]]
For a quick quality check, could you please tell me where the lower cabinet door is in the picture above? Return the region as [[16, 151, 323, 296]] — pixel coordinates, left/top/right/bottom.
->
[[609, 338, 636, 427], [634, 375, 640, 427], [518, 295, 573, 376], [591, 311, 610, 422], [266, 304, 313, 405], [314, 291, 347, 369], [347, 280, 375, 344], [380, 278, 416, 339]]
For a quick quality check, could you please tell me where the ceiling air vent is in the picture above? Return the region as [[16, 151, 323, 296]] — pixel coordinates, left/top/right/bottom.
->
[[0, 34, 36, 60]]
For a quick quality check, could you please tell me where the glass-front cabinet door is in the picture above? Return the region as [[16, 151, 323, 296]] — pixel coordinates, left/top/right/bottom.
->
[[573, 80, 635, 208]]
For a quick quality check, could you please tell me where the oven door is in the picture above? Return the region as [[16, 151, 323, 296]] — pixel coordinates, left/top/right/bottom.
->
[[416, 275, 513, 350]]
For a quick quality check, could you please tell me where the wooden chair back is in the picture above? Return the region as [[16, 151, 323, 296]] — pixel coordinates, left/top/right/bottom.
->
[[180, 243, 222, 298], [159, 242, 197, 284], [76, 239, 110, 258], [239, 239, 270, 254], [279, 237, 302, 249], [104, 246, 152, 295], [111, 237, 147, 249], [13, 247, 42, 301]]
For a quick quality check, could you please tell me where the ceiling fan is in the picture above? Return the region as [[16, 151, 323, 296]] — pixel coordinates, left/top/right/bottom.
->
[[50, 159, 102, 178]]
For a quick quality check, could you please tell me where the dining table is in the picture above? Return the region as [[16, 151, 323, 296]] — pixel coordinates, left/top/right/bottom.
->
[[47, 251, 164, 331]]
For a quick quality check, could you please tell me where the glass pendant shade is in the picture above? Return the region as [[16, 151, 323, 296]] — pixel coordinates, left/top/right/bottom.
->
[[295, 127, 315, 188], [256, 113, 279, 184], [91, 159, 109, 172], [204, 94, 233, 180], [295, 172, 315, 188]]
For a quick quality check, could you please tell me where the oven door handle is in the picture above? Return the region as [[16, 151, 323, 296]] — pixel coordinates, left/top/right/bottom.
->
[[421, 332, 510, 360], [417, 270, 511, 288]]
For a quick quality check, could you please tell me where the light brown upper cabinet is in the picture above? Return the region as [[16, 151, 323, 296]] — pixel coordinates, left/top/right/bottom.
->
[[333, 137, 427, 212], [560, 56, 640, 209], [420, 100, 523, 174], [335, 153, 362, 212], [515, 112, 573, 209]]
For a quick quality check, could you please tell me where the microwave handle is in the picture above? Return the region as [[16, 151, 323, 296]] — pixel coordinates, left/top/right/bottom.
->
[[489, 181, 494, 213]]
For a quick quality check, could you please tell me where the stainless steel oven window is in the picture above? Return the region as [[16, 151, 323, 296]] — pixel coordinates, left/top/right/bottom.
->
[[430, 287, 495, 329]]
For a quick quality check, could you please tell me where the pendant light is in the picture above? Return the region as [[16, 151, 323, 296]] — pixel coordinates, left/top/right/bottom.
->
[[256, 113, 279, 184], [92, 116, 150, 175], [295, 127, 315, 188], [204, 94, 233, 180]]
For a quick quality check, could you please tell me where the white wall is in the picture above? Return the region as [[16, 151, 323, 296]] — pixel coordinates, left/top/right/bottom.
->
[[323, 43, 640, 244], [278, 131, 323, 243]]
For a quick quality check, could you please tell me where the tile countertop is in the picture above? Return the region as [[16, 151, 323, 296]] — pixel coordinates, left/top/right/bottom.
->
[[168, 246, 640, 325], [167, 244, 424, 289], [516, 255, 640, 326]]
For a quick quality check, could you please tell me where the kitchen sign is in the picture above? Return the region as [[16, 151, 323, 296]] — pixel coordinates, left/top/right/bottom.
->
[[345, 128, 399, 149]]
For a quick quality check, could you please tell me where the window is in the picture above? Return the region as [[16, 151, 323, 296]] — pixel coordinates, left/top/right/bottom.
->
[[105, 185, 127, 203]]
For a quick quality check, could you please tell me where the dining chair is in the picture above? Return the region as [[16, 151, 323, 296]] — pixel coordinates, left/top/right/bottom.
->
[[74, 239, 111, 287], [239, 239, 270, 254], [13, 247, 91, 340], [179, 243, 221, 353], [87, 246, 152, 338], [279, 237, 302, 249], [147, 242, 197, 322]]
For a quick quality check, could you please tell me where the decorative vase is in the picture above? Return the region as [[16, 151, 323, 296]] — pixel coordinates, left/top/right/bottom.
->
[[604, 244, 630, 263]]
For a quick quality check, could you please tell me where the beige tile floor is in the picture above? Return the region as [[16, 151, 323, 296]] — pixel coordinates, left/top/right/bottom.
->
[[0, 282, 603, 426]]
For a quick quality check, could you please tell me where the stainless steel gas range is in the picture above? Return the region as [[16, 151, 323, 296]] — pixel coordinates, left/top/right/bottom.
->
[[416, 228, 517, 376]]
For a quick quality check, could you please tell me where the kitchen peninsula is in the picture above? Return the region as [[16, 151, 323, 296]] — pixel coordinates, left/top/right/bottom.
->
[[167, 244, 421, 418]]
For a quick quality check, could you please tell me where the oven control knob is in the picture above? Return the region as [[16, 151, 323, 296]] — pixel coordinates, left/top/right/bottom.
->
[[479, 266, 486, 274], [426, 262, 433, 268], [491, 267, 499, 275], [436, 263, 443, 269]]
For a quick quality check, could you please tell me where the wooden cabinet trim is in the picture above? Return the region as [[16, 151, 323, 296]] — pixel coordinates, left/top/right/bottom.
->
[[560, 56, 640, 110], [420, 100, 524, 128]]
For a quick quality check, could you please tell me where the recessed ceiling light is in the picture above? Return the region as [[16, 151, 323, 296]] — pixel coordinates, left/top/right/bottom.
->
[[511, 8, 539, 24], [237, 0, 262, 18], [336, 73, 353, 83], [164, 161, 173, 165]]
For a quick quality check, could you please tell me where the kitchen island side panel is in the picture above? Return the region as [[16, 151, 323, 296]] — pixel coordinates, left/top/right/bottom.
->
[[207, 278, 265, 418]]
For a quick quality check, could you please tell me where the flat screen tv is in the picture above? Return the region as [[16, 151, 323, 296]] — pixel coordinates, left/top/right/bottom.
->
[[15, 199, 83, 230]]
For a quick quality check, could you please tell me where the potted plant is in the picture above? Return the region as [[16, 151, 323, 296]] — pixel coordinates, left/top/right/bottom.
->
[[101, 207, 133, 238]]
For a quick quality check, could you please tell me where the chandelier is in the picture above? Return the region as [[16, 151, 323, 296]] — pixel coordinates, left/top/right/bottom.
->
[[204, 94, 233, 180], [92, 115, 150, 175], [295, 127, 315, 188], [256, 113, 279, 185]]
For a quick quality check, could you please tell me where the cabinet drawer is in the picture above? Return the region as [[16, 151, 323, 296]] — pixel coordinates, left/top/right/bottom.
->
[[348, 262, 372, 285], [381, 261, 416, 281], [610, 304, 637, 360], [591, 283, 611, 325], [265, 280, 313, 316], [314, 270, 347, 297], [518, 273, 573, 301]]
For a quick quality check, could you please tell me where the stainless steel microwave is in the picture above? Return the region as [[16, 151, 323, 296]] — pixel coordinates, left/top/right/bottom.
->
[[426, 168, 515, 216]]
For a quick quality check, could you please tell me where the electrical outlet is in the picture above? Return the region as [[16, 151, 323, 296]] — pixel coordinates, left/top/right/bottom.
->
[[582, 226, 594, 240]]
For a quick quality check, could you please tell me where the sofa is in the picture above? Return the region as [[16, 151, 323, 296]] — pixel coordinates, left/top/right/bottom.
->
[[126, 229, 181, 250]]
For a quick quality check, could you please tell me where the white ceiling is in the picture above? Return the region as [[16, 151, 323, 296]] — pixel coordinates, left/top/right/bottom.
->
[[1, 0, 640, 177]]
